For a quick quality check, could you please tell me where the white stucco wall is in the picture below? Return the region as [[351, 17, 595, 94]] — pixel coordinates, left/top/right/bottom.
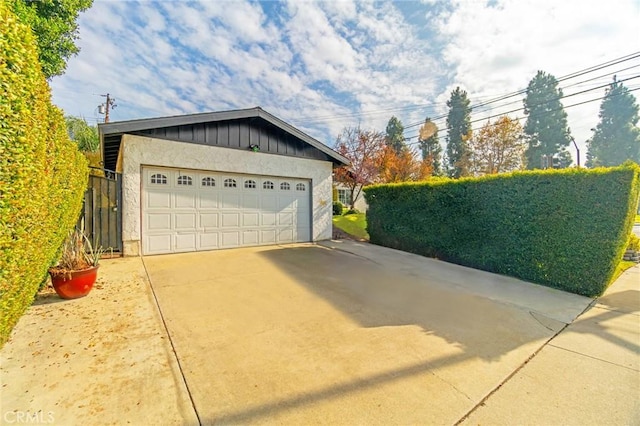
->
[[117, 134, 334, 255]]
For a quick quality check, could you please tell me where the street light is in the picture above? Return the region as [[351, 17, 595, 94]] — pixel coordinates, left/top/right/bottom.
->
[[570, 136, 580, 168]]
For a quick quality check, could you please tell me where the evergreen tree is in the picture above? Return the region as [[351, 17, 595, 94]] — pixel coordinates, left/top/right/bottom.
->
[[418, 117, 442, 175], [586, 76, 640, 167], [446, 87, 472, 177], [523, 71, 572, 169], [385, 116, 406, 154]]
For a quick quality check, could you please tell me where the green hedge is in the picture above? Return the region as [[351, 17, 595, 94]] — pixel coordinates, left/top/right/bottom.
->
[[0, 3, 88, 347], [364, 165, 640, 297]]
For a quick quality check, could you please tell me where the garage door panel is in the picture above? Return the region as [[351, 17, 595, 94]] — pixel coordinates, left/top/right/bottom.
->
[[199, 233, 219, 250], [175, 193, 196, 208], [199, 192, 219, 208], [243, 194, 259, 209], [200, 213, 219, 228], [261, 229, 276, 244], [261, 213, 276, 226], [221, 212, 240, 227], [297, 216, 310, 226], [175, 213, 196, 230], [222, 194, 240, 209], [146, 213, 171, 231], [278, 196, 295, 210], [297, 227, 311, 242], [146, 234, 172, 254], [278, 212, 293, 226], [221, 232, 239, 248], [242, 212, 259, 227], [143, 167, 311, 255], [148, 192, 171, 209], [175, 233, 196, 252], [242, 230, 259, 245], [278, 228, 294, 243], [261, 195, 277, 210]]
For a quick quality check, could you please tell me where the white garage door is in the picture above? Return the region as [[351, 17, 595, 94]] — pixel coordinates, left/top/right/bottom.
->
[[142, 167, 311, 255]]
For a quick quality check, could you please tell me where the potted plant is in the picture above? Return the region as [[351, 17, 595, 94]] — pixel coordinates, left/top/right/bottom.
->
[[48, 229, 104, 299]]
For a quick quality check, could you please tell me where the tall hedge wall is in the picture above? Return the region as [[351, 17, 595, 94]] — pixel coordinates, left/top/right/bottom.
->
[[364, 165, 640, 297], [0, 3, 88, 347]]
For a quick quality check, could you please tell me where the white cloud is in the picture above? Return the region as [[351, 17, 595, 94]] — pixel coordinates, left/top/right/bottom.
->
[[49, 0, 639, 160], [431, 0, 640, 160]]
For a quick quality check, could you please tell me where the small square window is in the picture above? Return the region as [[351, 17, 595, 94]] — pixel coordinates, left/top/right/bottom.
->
[[296, 183, 306, 191], [280, 182, 291, 190], [263, 181, 274, 190], [224, 178, 237, 188], [244, 180, 256, 189]]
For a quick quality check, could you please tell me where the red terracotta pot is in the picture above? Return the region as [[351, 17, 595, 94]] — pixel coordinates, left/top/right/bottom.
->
[[49, 265, 99, 299]]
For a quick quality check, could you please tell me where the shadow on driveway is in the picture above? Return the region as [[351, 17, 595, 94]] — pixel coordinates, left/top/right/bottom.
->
[[143, 242, 592, 425]]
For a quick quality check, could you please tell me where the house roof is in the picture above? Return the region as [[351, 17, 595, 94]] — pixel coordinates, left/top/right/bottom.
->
[[99, 106, 349, 171]]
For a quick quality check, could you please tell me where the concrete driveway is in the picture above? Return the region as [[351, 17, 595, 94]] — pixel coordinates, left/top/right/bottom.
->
[[143, 240, 592, 425]]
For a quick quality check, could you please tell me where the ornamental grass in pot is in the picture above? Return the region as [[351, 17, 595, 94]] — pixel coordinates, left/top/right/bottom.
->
[[48, 229, 104, 299]]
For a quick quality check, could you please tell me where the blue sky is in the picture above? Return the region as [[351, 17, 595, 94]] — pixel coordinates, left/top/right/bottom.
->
[[50, 0, 640, 163]]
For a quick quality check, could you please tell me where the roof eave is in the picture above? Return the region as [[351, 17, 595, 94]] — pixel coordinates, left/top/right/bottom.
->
[[98, 106, 350, 167]]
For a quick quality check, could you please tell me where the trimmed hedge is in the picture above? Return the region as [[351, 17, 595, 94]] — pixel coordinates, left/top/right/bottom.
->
[[0, 4, 88, 347], [364, 165, 640, 297]]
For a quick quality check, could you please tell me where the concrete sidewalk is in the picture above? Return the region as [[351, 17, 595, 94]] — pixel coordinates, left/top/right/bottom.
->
[[461, 263, 640, 425]]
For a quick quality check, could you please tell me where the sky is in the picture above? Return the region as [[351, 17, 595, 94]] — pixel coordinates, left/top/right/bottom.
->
[[50, 0, 640, 165]]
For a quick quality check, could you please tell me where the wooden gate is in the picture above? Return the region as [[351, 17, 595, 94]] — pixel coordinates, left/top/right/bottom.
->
[[79, 168, 122, 253]]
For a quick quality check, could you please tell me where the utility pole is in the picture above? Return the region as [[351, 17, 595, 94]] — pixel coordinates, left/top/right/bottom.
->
[[98, 93, 117, 123]]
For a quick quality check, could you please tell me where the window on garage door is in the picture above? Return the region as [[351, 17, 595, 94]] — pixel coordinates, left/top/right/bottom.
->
[[151, 173, 167, 184], [177, 175, 193, 186], [201, 177, 215, 187]]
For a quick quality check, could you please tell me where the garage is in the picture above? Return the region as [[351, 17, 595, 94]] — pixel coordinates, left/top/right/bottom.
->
[[99, 107, 348, 256], [142, 167, 311, 255]]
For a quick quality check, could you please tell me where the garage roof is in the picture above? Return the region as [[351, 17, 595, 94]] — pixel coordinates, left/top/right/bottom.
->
[[99, 107, 349, 172]]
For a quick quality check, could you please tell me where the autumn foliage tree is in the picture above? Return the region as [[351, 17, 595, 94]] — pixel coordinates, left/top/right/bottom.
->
[[333, 127, 386, 208], [469, 116, 526, 175], [378, 146, 432, 183]]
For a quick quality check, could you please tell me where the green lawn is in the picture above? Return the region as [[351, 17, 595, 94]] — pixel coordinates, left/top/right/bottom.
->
[[635, 214, 640, 224], [333, 213, 368, 240]]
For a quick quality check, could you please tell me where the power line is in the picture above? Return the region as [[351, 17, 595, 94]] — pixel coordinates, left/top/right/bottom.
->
[[400, 86, 640, 148], [403, 73, 639, 141], [401, 51, 640, 131]]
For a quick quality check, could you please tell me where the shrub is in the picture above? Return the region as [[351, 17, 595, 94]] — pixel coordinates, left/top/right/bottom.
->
[[364, 165, 640, 297], [344, 208, 360, 215], [0, 4, 88, 347], [628, 234, 640, 252], [333, 201, 344, 216]]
